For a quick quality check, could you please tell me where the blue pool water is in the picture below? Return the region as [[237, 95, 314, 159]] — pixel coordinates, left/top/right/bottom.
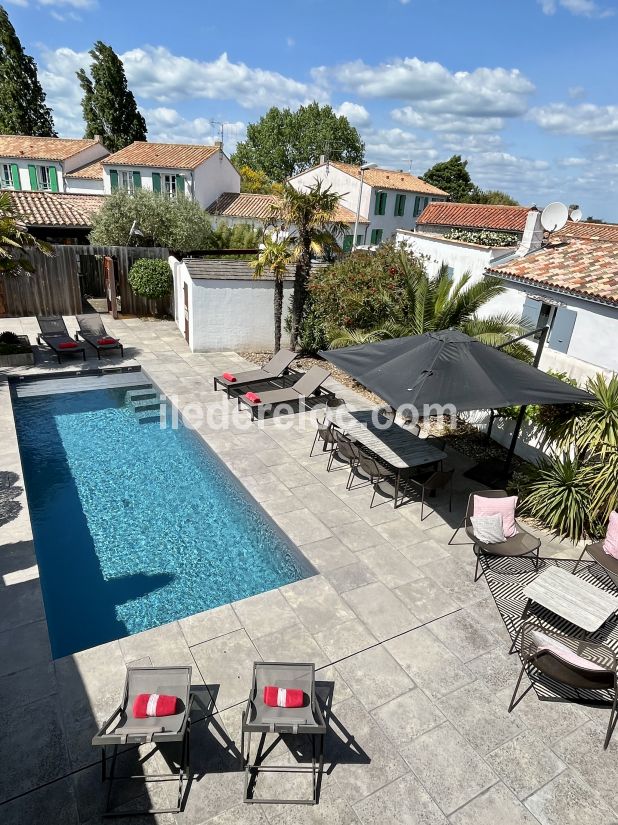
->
[[13, 385, 312, 658]]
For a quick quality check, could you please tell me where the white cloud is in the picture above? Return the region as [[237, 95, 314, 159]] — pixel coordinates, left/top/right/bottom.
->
[[568, 85, 586, 99], [391, 106, 504, 133], [145, 107, 246, 151], [316, 58, 534, 118], [538, 0, 614, 16], [558, 156, 589, 166], [4, 0, 29, 7], [360, 126, 439, 171], [121, 46, 323, 109], [529, 103, 618, 138], [336, 101, 371, 127]]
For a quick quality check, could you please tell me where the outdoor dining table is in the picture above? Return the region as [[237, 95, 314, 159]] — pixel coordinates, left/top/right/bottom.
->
[[326, 408, 448, 506]]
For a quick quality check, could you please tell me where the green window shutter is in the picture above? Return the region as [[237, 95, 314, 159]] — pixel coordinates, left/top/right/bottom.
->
[[152, 172, 161, 193], [370, 228, 383, 245], [395, 194, 406, 217], [342, 234, 353, 252], [49, 166, 59, 192], [109, 169, 118, 191], [28, 164, 38, 191], [357, 234, 363, 246], [132, 171, 142, 189], [175, 174, 185, 195], [10, 163, 21, 190], [374, 191, 387, 215]]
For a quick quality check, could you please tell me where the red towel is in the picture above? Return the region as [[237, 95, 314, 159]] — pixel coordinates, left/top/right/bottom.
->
[[58, 341, 78, 349], [263, 686, 304, 708], [97, 337, 116, 345], [132, 693, 178, 718], [222, 372, 236, 382], [245, 391, 261, 403]]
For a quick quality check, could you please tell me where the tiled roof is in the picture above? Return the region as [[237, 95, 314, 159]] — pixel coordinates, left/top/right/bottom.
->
[[487, 237, 618, 307], [10, 191, 105, 228], [0, 135, 102, 161], [291, 161, 448, 196], [66, 160, 104, 180], [417, 202, 529, 232], [206, 192, 369, 224], [103, 141, 219, 170], [558, 220, 618, 243]]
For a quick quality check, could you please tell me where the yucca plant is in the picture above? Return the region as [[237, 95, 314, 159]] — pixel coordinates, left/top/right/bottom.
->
[[519, 455, 596, 543], [577, 373, 618, 457]]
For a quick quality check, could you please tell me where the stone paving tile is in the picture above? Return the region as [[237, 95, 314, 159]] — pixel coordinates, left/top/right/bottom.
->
[[335, 646, 415, 711], [179, 604, 241, 647], [524, 770, 618, 825], [232, 589, 297, 641], [323, 561, 378, 595], [552, 720, 618, 808], [119, 621, 196, 670], [400, 722, 497, 816], [488, 731, 566, 801], [393, 577, 459, 624], [273, 509, 333, 546], [0, 618, 51, 677], [356, 545, 424, 589], [253, 621, 329, 669], [191, 629, 261, 711], [450, 782, 540, 825], [313, 618, 378, 662], [331, 521, 389, 552], [495, 685, 591, 746], [0, 775, 80, 825], [281, 575, 354, 635], [343, 582, 419, 642], [465, 644, 525, 692], [299, 537, 358, 573], [398, 538, 450, 567], [426, 610, 502, 663], [353, 772, 448, 825], [371, 688, 446, 746]]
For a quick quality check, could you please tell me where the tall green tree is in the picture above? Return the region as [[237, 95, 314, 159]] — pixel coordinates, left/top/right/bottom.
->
[[272, 182, 344, 349], [77, 41, 147, 153], [251, 234, 297, 352], [0, 5, 55, 136], [466, 187, 519, 206], [421, 155, 474, 202], [232, 102, 364, 182]]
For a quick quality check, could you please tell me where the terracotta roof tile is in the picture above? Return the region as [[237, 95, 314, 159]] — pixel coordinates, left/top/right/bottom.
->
[[558, 220, 618, 243], [290, 161, 448, 196], [10, 191, 105, 228], [487, 237, 618, 306], [103, 141, 219, 170], [66, 160, 104, 180], [417, 202, 529, 232], [206, 192, 368, 224], [0, 135, 103, 161]]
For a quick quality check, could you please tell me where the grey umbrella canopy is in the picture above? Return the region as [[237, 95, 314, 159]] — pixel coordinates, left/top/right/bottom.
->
[[319, 330, 594, 412]]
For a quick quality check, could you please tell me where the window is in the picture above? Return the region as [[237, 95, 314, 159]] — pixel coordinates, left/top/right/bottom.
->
[[37, 166, 52, 190], [370, 228, 383, 245], [343, 234, 353, 253], [1, 164, 12, 189], [163, 174, 176, 197], [118, 170, 135, 193], [374, 191, 387, 215], [394, 193, 406, 217], [413, 195, 429, 218]]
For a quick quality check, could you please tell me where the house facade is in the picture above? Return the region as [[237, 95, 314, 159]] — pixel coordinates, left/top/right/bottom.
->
[[0, 135, 109, 194], [288, 161, 448, 245]]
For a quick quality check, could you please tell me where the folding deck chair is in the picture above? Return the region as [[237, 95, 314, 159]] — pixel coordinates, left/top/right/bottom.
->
[[75, 314, 124, 359], [213, 349, 297, 397], [36, 315, 86, 362], [237, 366, 334, 421]]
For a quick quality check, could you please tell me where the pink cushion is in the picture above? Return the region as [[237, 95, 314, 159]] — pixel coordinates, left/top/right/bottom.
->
[[603, 511, 618, 559], [473, 495, 517, 538], [531, 630, 607, 672]]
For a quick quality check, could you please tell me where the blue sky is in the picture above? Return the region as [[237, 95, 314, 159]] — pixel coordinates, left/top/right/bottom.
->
[[5, 0, 618, 219]]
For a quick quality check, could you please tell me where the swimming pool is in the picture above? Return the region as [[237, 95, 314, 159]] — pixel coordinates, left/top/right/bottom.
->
[[13, 379, 313, 658]]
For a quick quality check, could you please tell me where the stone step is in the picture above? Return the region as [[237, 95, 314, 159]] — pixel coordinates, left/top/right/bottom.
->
[[125, 387, 156, 403], [135, 410, 161, 425], [131, 398, 160, 413]]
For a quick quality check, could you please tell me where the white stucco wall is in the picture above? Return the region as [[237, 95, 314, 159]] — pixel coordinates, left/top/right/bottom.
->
[[64, 177, 105, 194], [63, 143, 109, 173], [396, 229, 514, 279], [1, 144, 108, 192]]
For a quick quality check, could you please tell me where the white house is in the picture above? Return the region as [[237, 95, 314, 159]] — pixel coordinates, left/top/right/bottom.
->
[[206, 191, 370, 248], [0, 135, 109, 194], [288, 160, 448, 245], [95, 141, 240, 207]]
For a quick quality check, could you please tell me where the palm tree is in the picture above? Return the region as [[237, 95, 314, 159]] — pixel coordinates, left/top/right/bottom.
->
[[272, 182, 345, 350], [0, 191, 51, 275], [329, 250, 532, 360], [251, 233, 297, 352]]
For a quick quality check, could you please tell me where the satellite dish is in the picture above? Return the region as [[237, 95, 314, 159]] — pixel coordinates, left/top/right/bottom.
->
[[541, 202, 569, 233], [569, 207, 583, 223]]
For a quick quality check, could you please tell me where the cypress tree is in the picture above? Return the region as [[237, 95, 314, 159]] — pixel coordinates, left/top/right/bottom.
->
[[77, 41, 147, 153], [0, 5, 56, 136]]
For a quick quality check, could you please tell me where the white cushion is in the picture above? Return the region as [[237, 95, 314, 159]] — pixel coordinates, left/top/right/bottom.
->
[[470, 514, 506, 544], [530, 630, 607, 672]]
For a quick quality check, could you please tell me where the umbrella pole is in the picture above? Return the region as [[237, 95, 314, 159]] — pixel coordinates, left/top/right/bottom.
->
[[503, 325, 550, 477]]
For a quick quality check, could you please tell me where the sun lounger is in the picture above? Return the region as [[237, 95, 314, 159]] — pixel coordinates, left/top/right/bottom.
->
[[75, 314, 123, 359], [36, 315, 86, 363], [92, 665, 193, 815], [237, 366, 334, 420], [213, 349, 297, 397]]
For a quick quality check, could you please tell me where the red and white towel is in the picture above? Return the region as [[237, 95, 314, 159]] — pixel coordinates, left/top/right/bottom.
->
[[132, 693, 178, 718], [97, 337, 116, 345], [222, 372, 236, 382], [263, 685, 304, 708], [245, 391, 261, 403]]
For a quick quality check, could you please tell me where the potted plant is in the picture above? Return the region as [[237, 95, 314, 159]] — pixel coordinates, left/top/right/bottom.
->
[[0, 330, 34, 367]]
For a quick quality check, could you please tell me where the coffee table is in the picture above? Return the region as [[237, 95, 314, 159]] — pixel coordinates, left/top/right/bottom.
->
[[522, 566, 618, 633]]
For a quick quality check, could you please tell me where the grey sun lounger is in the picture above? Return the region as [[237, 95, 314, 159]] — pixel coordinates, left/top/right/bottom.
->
[[75, 314, 124, 359], [213, 349, 297, 397], [36, 315, 86, 363], [237, 366, 334, 420], [92, 665, 193, 816], [241, 661, 326, 804]]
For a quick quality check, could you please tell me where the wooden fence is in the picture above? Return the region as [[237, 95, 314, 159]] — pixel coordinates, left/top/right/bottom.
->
[[0, 245, 170, 318]]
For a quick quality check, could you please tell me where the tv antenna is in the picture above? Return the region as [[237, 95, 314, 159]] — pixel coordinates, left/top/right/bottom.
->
[[540, 202, 569, 236], [210, 120, 233, 148]]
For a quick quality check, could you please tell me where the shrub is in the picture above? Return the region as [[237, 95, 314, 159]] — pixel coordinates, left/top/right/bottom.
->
[[128, 259, 173, 299], [443, 228, 519, 247], [0, 330, 30, 355]]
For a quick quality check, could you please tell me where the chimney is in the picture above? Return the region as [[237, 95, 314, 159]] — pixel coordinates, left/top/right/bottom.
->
[[319, 154, 325, 165], [214, 140, 223, 151], [93, 134, 102, 143], [515, 206, 544, 257]]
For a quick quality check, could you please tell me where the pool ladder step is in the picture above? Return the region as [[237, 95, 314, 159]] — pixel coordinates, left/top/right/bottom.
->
[[125, 385, 161, 423], [135, 409, 161, 424], [125, 388, 157, 403]]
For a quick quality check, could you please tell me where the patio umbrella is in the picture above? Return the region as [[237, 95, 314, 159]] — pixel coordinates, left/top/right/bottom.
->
[[319, 329, 593, 412], [319, 329, 594, 483]]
